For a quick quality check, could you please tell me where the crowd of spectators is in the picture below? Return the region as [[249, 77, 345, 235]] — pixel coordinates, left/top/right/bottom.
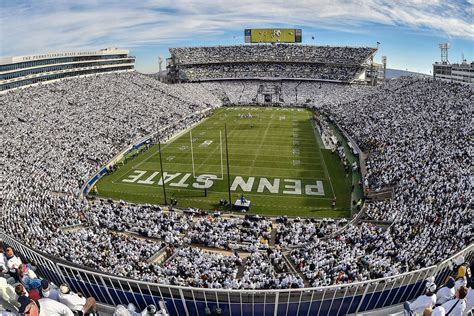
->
[[185, 216, 272, 250], [159, 247, 240, 288], [180, 63, 362, 82], [200, 80, 375, 106], [1, 70, 472, 294], [404, 261, 474, 316], [170, 45, 376, 65], [90, 202, 191, 243], [295, 78, 472, 286], [276, 217, 347, 247], [0, 246, 171, 315], [169, 45, 375, 82], [241, 248, 303, 289]]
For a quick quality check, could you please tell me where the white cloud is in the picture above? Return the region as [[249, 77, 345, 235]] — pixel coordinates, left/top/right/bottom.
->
[[0, 0, 472, 57]]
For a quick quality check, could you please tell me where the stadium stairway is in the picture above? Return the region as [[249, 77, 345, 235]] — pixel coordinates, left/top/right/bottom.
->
[[236, 255, 247, 279], [365, 185, 395, 201], [282, 253, 311, 287], [269, 223, 277, 247]]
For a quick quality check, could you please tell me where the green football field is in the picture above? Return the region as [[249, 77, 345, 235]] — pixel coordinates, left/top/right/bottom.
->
[[95, 107, 353, 218]]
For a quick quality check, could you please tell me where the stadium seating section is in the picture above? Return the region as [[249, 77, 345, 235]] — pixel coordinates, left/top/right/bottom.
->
[[1, 72, 471, 294], [168, 45, 376, 82]]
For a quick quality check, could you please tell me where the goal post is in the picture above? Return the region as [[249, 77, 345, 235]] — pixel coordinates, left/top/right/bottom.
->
[[189, 129, 224, 180], [219, 130, 224, 180], [190, 130, 196, 178]]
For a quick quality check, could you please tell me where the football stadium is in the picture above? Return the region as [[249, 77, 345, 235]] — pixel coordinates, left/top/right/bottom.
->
[[1, 5, 473, 316], [95, 106, 354, 218]]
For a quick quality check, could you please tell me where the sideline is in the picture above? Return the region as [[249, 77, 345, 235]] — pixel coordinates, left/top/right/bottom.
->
[[311, 119, 336, 199]]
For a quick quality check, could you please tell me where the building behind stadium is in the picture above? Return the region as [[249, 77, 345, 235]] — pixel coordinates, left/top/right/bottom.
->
[[432, 43, 473, 87], [433, 61, 474, 86], [0, 47, 135, 93]]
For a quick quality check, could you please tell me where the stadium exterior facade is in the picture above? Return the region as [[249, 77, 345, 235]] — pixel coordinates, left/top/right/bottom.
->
[[433, 61, 474, 86], [0, 47, 135, 93]]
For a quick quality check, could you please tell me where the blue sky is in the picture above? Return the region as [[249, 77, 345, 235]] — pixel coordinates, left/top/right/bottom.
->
[[1, 0, 472, 74]]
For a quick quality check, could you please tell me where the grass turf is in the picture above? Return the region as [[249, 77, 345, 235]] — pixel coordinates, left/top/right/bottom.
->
[[94, 107, 352, 218]]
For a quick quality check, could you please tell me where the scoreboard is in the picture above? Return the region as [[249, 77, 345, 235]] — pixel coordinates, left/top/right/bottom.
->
[[245, 29, 302, 43]]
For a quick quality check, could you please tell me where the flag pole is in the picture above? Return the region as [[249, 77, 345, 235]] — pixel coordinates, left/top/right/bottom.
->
[[225, 124, 232, 212], [157, 134, 167, 205]]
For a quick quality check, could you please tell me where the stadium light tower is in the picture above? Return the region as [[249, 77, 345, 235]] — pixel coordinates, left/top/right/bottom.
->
[[370, 42, 380, 86], [382, 56, 387, 81], [439, 43, 450, 64], [158, 56, 163, 81]]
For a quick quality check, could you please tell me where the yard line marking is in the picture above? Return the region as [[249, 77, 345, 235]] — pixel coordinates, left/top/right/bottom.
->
[[137, 159, 322, 170], [251, 113, 280, 175], [135, 115, 212, 169], [191, 129, 231, 177], [141, 154, 322, 162]]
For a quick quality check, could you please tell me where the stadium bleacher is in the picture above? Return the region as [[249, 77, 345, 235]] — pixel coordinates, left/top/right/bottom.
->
[[1, 68, 472, 315], [168, 45, 376, 82]]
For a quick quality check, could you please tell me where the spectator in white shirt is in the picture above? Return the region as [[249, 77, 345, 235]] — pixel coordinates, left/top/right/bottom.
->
[[437, 277, 456, 306], [0, 276, 16, 306], [441, 286, 468, 316], [432, 306, 446, 316], [41, 279, 60, 302], [38, 298, 74, 316], [4, 248, 22, 281], [462, 267, 473, 316], [464, 286, 473, 316], [59, 284, 97, 314], [0, 248, 7, 273], [113, 305, 132, 316], [405, 281, 437, 315]]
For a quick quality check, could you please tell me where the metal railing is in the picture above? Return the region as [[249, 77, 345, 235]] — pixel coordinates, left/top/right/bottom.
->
[[1, 232, 471, 316]]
